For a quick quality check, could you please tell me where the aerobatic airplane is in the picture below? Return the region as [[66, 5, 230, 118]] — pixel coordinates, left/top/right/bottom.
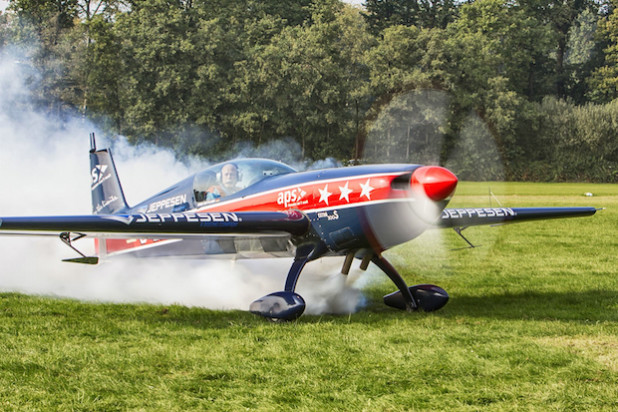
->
[[0, 134, 598, 320]]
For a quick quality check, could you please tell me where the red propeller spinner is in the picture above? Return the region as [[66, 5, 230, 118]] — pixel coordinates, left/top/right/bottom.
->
[[411, 166, 458, 201]]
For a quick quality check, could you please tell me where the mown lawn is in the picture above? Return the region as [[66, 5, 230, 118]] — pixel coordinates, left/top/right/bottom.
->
[[0, 182, 616, 411]]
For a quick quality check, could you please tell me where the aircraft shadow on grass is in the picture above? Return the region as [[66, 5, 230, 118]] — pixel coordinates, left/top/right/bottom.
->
[[444, 290, 617, 323], [357, 289, 618, 324], [138, 288, 616, 329]]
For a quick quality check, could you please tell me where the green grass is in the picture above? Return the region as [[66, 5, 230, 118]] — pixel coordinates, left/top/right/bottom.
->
[[0, 182, 616, 411]]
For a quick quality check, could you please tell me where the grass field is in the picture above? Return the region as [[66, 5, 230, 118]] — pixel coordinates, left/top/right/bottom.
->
[[0, 182, 616, 411]]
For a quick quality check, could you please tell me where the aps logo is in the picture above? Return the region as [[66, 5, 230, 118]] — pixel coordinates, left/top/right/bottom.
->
[[277, 186, 307, 208]]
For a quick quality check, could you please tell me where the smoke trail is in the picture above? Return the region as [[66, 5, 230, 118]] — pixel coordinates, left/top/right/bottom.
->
[[0, 48, 368, 316]]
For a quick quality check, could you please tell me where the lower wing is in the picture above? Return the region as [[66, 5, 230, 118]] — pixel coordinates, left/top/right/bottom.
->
[[438, 207, 598, 228], [0, 211, 309, 238], [0, 211, 310, 262]]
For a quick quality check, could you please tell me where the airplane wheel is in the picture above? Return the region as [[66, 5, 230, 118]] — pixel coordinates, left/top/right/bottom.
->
[[384, 284, 449, 312], [249, 291, 306, 321]]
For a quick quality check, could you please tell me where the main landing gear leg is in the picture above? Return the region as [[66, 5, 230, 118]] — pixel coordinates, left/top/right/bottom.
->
[[372, 253, 450, 313], [250, 244, 322, 321], [372, 254, 418, 312]]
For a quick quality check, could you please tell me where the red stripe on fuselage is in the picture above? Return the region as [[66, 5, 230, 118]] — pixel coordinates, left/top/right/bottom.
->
[[102, 172, 408, 256], [196, 173, 407, 213]]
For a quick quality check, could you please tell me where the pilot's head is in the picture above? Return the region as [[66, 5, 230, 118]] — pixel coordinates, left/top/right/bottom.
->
[[221, 163, 239, 189]]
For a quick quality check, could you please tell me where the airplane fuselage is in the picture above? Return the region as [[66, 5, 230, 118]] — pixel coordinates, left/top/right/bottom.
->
[[100, 163, 444, 259]]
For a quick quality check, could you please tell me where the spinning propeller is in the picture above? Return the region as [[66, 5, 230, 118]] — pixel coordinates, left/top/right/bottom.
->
[[356, 89, 506, 316]]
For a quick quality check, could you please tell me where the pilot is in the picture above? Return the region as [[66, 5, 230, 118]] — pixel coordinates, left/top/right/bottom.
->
[[207, 163, 241, 200]]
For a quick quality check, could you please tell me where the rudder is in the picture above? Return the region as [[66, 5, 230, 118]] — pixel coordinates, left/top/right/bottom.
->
[[89, 133, 129, 215]]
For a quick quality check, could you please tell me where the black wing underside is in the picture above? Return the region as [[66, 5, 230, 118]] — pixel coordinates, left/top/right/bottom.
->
[[0, 211, 310, 237], [0, 211, 311, 261]]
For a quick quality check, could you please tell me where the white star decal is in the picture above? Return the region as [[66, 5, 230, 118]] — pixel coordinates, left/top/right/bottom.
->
[[318, 184, 332, 205], [360, 179, 374, 200], [339, 181, 353, 202]]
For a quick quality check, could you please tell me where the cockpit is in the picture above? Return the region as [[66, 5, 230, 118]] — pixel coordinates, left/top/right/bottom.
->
[[193, 159, 296, 204]]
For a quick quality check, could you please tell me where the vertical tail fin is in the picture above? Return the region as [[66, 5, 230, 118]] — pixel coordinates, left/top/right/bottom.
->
[[89, 133, 129, 214]]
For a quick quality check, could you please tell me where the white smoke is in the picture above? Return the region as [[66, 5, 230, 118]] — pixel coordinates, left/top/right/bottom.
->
[[0, 48, 370, 316]]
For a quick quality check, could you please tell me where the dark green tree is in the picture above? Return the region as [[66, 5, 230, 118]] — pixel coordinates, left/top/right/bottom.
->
[[79, 15, 122, 129], [364, 0, 459, 34], [588, 0, 618, 102], [114, 0, 203, 144], [564, 8, 606, 103], [448, 0, 556, 100], [8, 0, 78, 44], [5, 0, 126, 115], [246, 3, 373, 159], [517, 0, 605, 97]]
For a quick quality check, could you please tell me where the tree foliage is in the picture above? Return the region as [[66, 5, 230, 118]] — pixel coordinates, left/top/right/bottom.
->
[[1, 0, 616, 182], [588, 0, 618, 102], [364, 0, 458, 33]]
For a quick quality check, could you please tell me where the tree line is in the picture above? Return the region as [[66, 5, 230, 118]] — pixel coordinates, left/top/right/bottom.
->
[[1, 0, 617, 182]]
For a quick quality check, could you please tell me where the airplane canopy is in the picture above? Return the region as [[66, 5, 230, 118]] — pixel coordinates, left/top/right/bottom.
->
[[193, 159, 296, 203]]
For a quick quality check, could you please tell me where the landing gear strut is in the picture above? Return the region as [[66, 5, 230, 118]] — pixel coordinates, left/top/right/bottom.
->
[[372, 253, 449, 312], [372, 254, 418, 311], [60, 232, 99, 265], [249, 245, 449, 321], [249, 243, 325, 321]]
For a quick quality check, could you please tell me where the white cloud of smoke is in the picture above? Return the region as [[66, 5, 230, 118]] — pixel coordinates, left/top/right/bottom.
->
[[0, 48, 372, 316]]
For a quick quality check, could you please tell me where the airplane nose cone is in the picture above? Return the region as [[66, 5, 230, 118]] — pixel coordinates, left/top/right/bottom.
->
[[411, 166, 458, 201]]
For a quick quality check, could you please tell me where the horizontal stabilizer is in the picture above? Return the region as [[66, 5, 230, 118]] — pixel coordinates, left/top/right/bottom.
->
[[62, 257, 99, 265]]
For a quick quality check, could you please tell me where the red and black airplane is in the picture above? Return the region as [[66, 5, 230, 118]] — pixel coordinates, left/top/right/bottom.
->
[[0, 134, 598, 320]]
